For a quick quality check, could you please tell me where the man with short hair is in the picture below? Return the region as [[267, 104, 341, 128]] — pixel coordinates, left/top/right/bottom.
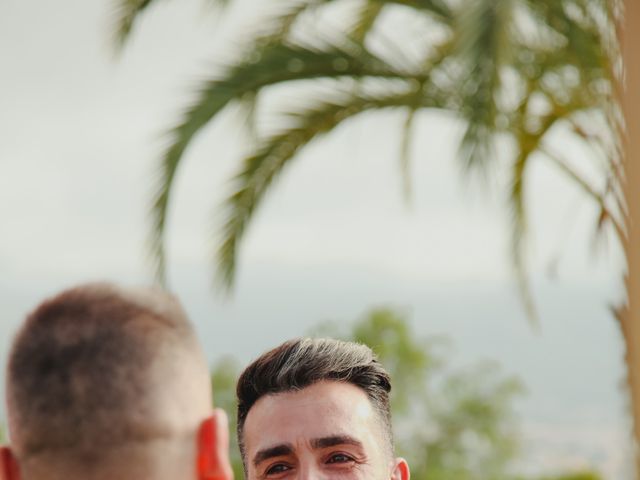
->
[[1, 283, 233, 480], [236, 338, 410, 480]]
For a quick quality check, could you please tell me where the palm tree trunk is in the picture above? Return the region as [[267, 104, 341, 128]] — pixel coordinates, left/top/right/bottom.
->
[[622, 0, 640, 476]]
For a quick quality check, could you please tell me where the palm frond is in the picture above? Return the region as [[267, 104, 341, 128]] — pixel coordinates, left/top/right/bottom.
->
[[523, 0, 614, 80], [399, 107, 418, 202], [350, 1, 386, 43], [112, 0, 154, 49], [257, 0, 452, 47], [217, 89, 435, 288], [455, 0, 515, 173], [238, 90, 259, 142], [255, 0, 328, 45], [452, 0, 619, 323], [112, 0, 230, 49], [540, 144, 625, 243], [392, 0, 452, 22], [509, 142, 539, 325], [149, 42, 423, 281], [568, 117, 625, 219], [508, 107, 564, 324], [133, 0, 623, 323]]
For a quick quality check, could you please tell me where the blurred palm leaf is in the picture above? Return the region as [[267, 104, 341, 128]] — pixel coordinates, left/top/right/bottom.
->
[[149, 41, 427, 279], [218, 88, 440, 286], [119, 0, 621, 313], [112, 0, 231, 48], [112, 0, 154, 48], [255, 0, 453, 47], [350, 1, 386, 43], [455, 0, 514, 173]]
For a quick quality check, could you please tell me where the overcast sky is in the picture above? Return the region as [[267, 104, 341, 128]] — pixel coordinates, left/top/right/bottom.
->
[[0, 0, 631, 477]]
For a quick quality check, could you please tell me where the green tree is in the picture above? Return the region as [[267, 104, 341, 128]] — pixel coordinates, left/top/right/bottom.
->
[[116, 0, 635, 473], [525, 473, 603, 480], [121, 0, 621, 303], [211, 356, 245, 480], [314, 308, 524, 480], [553, 475, 602, 480]]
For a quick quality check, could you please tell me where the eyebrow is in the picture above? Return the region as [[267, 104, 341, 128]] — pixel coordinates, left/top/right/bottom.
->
[[310, 435, 364, 450], [253, 444, 294, 467], [252, 436, 364, 468]]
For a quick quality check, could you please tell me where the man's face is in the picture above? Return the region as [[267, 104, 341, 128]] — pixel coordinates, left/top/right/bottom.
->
[[242, 380, 406, 480]]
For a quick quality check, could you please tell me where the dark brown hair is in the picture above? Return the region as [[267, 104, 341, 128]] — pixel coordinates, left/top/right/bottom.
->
[[236, 338, 393, 463], [6, 283, 195, 463]]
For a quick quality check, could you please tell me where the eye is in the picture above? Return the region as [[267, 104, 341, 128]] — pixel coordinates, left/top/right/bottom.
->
[[265, 463, 292, 476], [326, 453, 354, 464]]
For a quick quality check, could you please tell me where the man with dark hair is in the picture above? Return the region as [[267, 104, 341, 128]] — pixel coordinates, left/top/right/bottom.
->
[[1, 283, 233, 480], [236, 338, 410, 480]]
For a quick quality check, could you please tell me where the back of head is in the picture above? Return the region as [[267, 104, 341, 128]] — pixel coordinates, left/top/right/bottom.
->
[[5, 283, 212, 480]]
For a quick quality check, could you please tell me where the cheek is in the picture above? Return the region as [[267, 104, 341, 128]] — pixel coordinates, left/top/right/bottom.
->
[[326, 462, 386, 480]]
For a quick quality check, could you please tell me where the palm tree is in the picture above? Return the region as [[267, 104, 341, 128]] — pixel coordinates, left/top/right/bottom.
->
[[116, 0, 634, 473]]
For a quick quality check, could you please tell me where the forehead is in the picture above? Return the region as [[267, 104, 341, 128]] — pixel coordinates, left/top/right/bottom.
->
[[243, 380, 385, 455]]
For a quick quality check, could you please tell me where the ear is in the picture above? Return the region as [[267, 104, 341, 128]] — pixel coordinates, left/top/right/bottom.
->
[[197, 409, 234, 480], [0, 447, 20, 480], [390, 457, 409, 480]]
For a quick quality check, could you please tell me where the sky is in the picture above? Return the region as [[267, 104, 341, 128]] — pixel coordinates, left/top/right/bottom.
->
[[0, 0, 631, 478]]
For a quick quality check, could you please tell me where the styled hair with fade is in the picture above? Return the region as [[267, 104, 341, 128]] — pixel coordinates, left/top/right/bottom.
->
[[236, 338, 393, 464], [6, 283, 198, 464]]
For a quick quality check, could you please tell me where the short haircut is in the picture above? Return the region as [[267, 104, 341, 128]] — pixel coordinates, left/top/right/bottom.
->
[[6, 283, 200, 465], [236, 338, 393, 463]]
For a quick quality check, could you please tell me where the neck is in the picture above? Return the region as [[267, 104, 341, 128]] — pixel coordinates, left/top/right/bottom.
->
[[19, 438, 197, 480]]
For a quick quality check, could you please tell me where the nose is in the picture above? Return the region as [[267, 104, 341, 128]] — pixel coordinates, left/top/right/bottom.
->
[[297, 462, 326, 480]]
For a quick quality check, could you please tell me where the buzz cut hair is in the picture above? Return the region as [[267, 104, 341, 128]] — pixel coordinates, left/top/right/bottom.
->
[[236, 338, 393, 465], [6, 282, 199, 464]]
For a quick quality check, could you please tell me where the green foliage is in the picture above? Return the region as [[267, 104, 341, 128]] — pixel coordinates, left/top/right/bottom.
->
[[521, 473, 603, 480], [118, 0, 623, 309], [211, 356, 245, 480], [112, 0, 231, 49], [112, 0, 154, 48], [216, 89, 438, 287], [314, 308, 525, 479]]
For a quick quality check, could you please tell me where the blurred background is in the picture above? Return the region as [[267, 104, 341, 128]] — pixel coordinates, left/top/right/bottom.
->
[[0, 0, 630, 479]]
